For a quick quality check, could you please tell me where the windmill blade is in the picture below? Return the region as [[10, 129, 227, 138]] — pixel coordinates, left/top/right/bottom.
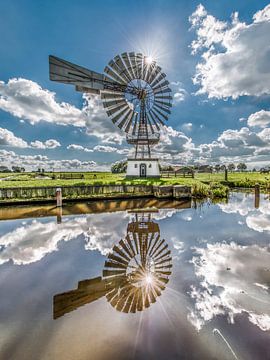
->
[[117, 109, 134, 131], [152, 79, 170, 91], [112, 244, 130, 262], [150, 109, 165, 127], [152, 106, 169, 121], [102, 97, 126, 109], [134, 53, 143, 79], [108, 253, 129, 266], [106, 103, 129, 121], [121, 52, 135, 80], [109, 105, 130, 124], [155, 99, 172, 108], [145, 63, 160, 84], [121, 110, 134, 133], [151, 72, 166, 87], [104, 261, 127, 270], [154, 103, 171, 115], [132, 113, 139, 135], [129, 52, 139, 79], [101, 92, 124, 100], [145, 114, 155, 134], [148, 112, 160, 131], [103, 269, 126, 277], [104, 65, 127, 85], [109, 58, 130, 83], [49, 55, 113, 93], [155, 95, 173, 101], [114, 55, 133, 82], [147, 65, 162, 85], [153, 86, 172, 95]]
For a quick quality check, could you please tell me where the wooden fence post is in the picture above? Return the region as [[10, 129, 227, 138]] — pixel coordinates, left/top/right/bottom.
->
[[254, 183, 260, 209], [56, 187, 62, 207]]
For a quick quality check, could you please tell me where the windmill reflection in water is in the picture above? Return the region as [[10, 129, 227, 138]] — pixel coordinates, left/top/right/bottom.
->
[[53, 210, 172, 318]]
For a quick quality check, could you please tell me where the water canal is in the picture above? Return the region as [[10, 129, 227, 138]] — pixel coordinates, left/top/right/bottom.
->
[[0, 192, 269, 360]]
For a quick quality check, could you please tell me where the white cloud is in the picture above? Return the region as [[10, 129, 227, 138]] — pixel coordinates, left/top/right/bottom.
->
[[0, 127, 61, 150], [67, 143, 130, 155], [189, 242, 270, 331], [247, 110, 270, 128], [181, 122, 193, 132], [0, 79, 125, 145], [30, 139, 61, 149], [190, 4, 270, 99], [0, 212, 130, 265], [171, 82, 188, 103], [0, 127, 28, 148], [67, 144, 93, 152], [0, 149, 99, 172], [0, 78, 86, 126], [197, 126, 270, 164], [0, 209, 177, 266], [83, 95, 125, 145]]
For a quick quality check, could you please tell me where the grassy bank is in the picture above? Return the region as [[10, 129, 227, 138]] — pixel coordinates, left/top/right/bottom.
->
[[1, 171, 267, 198]]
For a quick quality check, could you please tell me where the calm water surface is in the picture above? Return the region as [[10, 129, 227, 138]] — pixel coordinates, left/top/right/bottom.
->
[[0, 192, 269, 360]]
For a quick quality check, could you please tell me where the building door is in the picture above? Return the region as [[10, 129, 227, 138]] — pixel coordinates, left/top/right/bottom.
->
[[140, 163, 146, 177]]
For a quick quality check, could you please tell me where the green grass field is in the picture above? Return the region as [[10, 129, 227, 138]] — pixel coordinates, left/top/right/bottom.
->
[[0, 171, 269, 187]]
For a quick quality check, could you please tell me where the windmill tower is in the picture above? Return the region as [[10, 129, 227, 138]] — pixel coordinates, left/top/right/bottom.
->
[[49, 52, 172, 177]]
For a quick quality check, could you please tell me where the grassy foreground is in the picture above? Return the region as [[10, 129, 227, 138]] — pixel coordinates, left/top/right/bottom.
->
[[2, 170, 267, 199]]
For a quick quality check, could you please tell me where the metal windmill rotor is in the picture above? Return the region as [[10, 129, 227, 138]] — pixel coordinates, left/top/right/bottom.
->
[[49, 52, 172, 159]]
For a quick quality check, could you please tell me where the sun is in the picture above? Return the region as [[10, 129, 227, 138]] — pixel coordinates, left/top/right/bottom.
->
[[145, 55, 154, 65], [145, 274, 153, 285]]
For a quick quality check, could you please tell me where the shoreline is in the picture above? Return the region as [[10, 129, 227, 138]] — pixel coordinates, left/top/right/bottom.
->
[[0, 184, 192, 205]]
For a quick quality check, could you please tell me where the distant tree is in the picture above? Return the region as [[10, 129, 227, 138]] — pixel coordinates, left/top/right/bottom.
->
[[11, 166, 24, 173], [252, 168, 257, 172], [228, 163, 235, 172], [237, 163, 247, 172], [111, 160, 127, 173], [220, 164, 226, 171], [0, 165, 11, 173], [214, 164, 221, 172], [42, 168, 45, 173]]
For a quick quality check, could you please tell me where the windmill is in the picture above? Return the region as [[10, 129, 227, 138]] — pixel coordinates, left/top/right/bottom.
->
[[53, 210, 172, 318], [49, 52, 172, 177]]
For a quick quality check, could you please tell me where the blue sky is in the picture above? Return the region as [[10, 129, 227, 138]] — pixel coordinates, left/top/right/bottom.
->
[[1, 0, 270, 170]]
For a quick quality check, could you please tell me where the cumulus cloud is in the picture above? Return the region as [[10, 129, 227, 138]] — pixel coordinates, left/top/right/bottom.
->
[[0, 78, 86, 126], [30, 139, 61, 149], [181, 123, 193, 132], [218, 193, 270, 234], [0, 127, 28, 148], [0, 79, 125, 145], [153, 126, 195, 163], [247, 110, 270, 128], [83, 95, 125, 144], [188, 242, 270, 331], [0, 212, 138, 265], [67, 143, 130, 155], [0, 209, 177, 266], [0, 127, 61, 150], [189, 4, 270, 99], [67, 144, 93, 152], [0, 148, 99, 172], [197, 126, 270, 164], [171, 82, 188, 103]]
